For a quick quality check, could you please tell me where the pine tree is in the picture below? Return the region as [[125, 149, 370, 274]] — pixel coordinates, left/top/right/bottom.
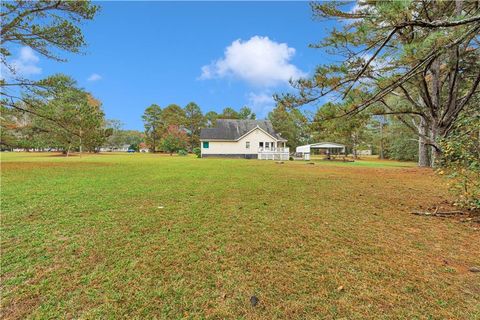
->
[[276, 0, 480, 167]]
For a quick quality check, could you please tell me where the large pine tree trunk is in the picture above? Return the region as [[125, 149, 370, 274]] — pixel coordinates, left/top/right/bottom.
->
[[418, 117, 430, 167], [430, 125, 439, 167]]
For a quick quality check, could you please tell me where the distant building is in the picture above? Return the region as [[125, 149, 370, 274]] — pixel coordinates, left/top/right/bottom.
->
[[357, 149, 372, 156], [100, 144, 131, 152]]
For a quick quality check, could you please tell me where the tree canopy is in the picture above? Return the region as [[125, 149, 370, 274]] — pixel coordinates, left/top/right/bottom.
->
[[161, 125, 188, 155], [1, 0, 98, 89], [311, 102, 370, 157], [276, 0, 480, 167], [268, 104, 309, 149], [1, 74, 108, 154], [1, 0, 99, 141]]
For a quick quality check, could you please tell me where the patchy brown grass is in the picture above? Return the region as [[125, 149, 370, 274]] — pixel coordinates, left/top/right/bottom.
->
[[1, 161, 109, 170], [1, 153, 479, 319]]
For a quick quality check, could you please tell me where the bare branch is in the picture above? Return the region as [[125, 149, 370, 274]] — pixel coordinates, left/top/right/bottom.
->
[[395, 15, 480, 28]]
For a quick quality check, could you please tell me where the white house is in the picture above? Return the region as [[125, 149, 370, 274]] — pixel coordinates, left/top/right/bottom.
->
[[200, 119, 289, 160], [99, 144, 131, 152]]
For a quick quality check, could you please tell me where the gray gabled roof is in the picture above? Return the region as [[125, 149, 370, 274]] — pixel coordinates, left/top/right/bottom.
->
[[200, 119, 286, 141]]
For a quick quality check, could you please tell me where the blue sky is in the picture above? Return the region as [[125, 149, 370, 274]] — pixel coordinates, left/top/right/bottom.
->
[[8, 1, 347, 130]]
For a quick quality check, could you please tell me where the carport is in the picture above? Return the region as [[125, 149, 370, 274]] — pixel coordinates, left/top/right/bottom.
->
[[296, 142, 346, 160]]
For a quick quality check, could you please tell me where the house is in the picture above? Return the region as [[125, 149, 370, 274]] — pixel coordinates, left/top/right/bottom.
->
[[200, 119, 289, 160], [117, 144, 131, 152], [357, 149, 372, 156], [100, 144, 131, 152]]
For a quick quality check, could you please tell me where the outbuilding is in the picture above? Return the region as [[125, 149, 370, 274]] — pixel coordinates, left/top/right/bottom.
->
[[296, 142, 346, 160]]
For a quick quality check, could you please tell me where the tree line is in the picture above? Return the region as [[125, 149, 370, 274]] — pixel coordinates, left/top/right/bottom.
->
[[270, 103, 419, 161], [138, 99, 421, 162], [141, 104, 256, 153]]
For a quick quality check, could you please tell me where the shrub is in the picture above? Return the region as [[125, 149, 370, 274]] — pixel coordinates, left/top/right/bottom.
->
[[193, 147, 201, 158], [438, 114, 480, 210], [289, 156, 294, 161], [177, 149, 188, 156], [129, 144, 139, 152]]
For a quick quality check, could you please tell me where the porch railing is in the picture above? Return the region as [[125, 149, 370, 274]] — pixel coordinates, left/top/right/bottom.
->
[[258, 147, 289, 153], [258, 147, 290, 160]]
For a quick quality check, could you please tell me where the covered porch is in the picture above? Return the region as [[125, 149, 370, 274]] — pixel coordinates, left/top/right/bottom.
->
[[258, 141, 289, 160]]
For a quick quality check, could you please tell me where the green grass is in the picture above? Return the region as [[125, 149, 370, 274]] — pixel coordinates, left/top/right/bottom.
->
[[308, 155, 417, 168], [1, 152, 479, 319]]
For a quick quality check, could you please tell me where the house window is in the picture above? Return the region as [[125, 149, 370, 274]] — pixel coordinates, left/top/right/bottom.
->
[[259, 142, 264, 148], [246, 141, 250, 149], [203, 141, 209, 149], [265, 142, 270, 149]]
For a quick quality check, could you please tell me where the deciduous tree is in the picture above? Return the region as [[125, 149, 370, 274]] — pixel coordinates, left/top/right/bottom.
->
[[161, 125, 188, 155], [438, 106, 480, 209]]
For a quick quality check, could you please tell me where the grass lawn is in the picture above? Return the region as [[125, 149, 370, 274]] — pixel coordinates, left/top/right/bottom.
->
[[1, 152, 479, 319]]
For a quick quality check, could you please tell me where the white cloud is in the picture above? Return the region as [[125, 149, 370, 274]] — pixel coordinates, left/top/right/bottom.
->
[[200, 36, 304, 87], [19, 46, 40, 63], [247, 92, 276, 119], [360, 53, 391, 70], [341, 1, 373, 25], [349, 3, 362, 14], [87, 73, 102, 81], [349, 1, 372, 14], [9, 47, 42, 76]]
